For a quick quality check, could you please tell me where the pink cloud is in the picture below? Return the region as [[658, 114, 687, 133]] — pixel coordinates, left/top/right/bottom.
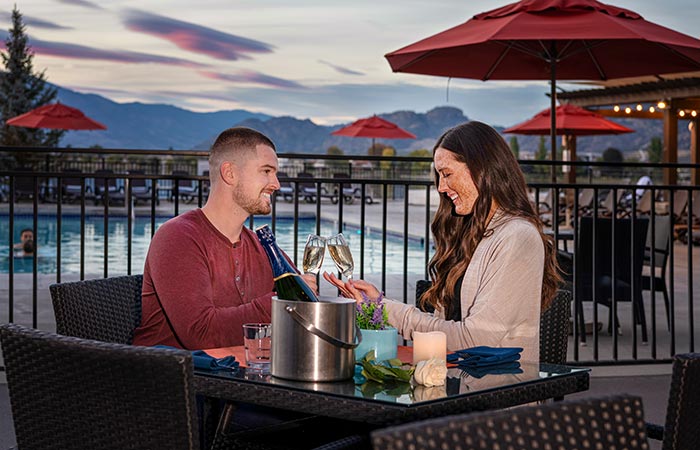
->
[[0, 31, 210, 68], [200, 70, 305, 90], [122, 9, 273, 61]]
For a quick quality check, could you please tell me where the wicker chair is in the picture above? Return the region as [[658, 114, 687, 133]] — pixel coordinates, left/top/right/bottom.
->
[[539, 289, 571, 365], [49, 274, 143, 344], [371, 395, 649, 450], [646, 353, 700, 450], [0, 323, 199, 450]]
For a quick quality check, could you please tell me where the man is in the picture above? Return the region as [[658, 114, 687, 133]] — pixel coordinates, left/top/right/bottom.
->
[[14, 228, 34, 256], [133, 127, 315, 349]]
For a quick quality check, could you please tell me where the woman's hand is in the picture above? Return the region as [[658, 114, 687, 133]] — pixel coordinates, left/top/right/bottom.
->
[[301, 273, 319, 294], [322, 272, 381, 303]]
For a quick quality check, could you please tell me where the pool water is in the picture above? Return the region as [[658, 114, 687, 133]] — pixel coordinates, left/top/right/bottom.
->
[[0, 215, 429, 275]]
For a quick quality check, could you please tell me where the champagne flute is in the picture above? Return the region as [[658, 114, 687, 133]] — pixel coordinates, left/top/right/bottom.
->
[[302, 234, 326, 275], [327, 233, 354, 280]]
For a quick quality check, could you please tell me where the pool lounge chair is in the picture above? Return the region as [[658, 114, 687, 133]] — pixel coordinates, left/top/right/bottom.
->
[[60, 169, 92, 203], [297, 172, 338, 203], [171, 170, 199, 204], [93, 169, 125, 206], [276, 171, 295, 202], [127, 170, 158, 205], [332, 173, 374, 205]]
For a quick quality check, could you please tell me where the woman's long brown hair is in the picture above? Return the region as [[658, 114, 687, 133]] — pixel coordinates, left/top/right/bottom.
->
[[421, 121, 560, 317]]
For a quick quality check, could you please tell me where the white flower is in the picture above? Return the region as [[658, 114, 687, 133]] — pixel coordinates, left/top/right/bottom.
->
[[413, 358, 447, 387]]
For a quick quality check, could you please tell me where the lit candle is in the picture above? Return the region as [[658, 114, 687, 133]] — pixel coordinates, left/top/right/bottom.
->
[[412, 331, 447, 364]]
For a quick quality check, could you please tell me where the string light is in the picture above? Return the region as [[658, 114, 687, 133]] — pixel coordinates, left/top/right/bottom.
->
[[636, 104, 643, 111], [692, 111, 698, 117], [625, 107, 632, 114], [679, 110, 686, 117], [613, 105, 620, 112], [657, 101, 667, 109], [649, 106, 656, 113]]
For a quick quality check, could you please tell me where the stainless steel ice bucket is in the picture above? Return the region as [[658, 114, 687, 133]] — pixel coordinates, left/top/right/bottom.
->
[[271, 295, 361, 382]]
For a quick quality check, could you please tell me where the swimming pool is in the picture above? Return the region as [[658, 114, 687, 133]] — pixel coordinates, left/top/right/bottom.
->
[[0, 214, 429, 275]]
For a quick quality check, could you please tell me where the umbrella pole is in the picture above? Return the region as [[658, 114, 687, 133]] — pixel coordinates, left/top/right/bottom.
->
[[550, 57, 557, 184]]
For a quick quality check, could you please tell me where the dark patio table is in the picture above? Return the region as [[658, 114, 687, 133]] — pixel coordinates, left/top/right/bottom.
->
[[193, 346, 590, 426]]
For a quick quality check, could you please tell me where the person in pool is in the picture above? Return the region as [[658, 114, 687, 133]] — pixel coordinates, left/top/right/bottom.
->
[[14, 228, 35, 257]]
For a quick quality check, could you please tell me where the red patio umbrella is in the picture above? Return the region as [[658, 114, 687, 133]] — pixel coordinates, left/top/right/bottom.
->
[[504, 104, 633, 136], [504, 103, 633, 181], [385, 0, 700, 181], [332, 115, 416, 149], [6, 102, 107, 130]]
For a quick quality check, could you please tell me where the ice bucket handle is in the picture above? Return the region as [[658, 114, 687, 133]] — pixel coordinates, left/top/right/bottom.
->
[[284, 305, 362, 349]]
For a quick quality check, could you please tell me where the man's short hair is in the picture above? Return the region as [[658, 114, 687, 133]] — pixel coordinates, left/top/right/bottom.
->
[[209, 127, 276, 176]]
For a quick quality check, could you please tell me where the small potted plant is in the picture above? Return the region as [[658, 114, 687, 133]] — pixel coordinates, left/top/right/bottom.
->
[[354, 293, 398, 361]]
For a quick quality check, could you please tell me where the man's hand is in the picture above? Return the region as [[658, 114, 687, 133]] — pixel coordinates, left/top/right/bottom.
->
[[301, 273, 319, 294]]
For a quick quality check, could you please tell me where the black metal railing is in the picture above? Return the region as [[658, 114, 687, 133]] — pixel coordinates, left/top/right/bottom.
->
[[1, 146, 699, 366]]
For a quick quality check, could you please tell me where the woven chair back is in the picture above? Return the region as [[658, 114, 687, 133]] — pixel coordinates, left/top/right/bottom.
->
[[50, 274, 143, 344], [371, 395, 649, 450], [0, 323, 199, 450], [662, 353, 700, 450], [539, 289, 571, 365]]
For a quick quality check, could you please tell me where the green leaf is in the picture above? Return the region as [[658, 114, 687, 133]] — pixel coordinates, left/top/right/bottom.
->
[[357, 350, 415, 384]]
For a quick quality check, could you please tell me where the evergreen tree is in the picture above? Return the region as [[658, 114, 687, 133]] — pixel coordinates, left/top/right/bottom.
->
[[326, 145, 344, 155], [380, 146, 396, 171], [602, 147, 624, 163], [535, 135, 548, 160], [407, 148, 431, 174], [325, 145, 346, 172], [509, 136, 520, 158], [647, 136, 663, 164], [1, 6, 63, 155], [368, 142, 385, 157], [601, 146, 625, 177]]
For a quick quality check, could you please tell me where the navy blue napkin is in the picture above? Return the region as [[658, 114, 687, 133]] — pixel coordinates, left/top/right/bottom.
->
[[191, 350, 239, 371], [154, 346, 239, 371], [447, 346, 522, 368], [460, 361, 523, 379]]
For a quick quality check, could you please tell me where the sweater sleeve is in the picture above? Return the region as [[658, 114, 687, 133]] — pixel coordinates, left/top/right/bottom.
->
[[385, 219, 543, 361]]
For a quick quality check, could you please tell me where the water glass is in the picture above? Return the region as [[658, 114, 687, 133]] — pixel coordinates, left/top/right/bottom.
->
[[243, 323, 272, 370]]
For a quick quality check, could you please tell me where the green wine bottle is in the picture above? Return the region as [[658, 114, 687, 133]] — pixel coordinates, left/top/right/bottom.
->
[[256, 225, 320, 302]]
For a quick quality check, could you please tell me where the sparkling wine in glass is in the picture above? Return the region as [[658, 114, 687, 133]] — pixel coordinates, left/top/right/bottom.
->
[[327, 233, 354, 280], [302, 234, 326, 275]]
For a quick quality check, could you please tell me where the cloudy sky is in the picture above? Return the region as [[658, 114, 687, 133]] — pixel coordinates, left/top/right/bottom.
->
[[2, 0, 700, 127]]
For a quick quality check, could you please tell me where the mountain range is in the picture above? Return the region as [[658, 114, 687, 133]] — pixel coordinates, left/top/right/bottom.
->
[[54, 86, 688, 159]]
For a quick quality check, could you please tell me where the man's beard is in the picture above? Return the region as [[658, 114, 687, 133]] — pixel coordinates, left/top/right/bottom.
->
[[233, 185, 271, 215]]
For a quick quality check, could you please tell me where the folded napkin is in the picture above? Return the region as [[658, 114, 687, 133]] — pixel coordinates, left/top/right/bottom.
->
[[447, 346, 522, 368], [154, 345, 239, 371], [191, 350, 239, 371], [460, 361, 523, 379]]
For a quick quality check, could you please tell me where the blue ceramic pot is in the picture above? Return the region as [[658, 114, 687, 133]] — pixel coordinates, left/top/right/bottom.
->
[[355, 327, 398, 361]]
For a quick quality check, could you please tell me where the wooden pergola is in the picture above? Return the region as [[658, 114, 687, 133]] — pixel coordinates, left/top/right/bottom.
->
[[558, 77, 700, 185]]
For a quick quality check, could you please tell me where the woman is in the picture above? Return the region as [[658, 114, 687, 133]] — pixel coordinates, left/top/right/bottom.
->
[[325, 121, 560, 362]]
